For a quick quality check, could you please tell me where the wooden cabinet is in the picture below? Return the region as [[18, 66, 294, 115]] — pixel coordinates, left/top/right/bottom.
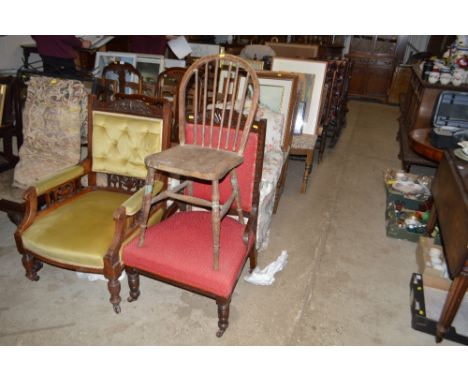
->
[[387, 64, 412, 105], [346, 35, 408, 102], [402, 65, 468, 132], [397, 65, 468, 171]]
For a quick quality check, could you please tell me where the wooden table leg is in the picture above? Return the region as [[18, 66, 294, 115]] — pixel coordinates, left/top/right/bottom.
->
[[426, 203, 437, 236], [436, 271, 468, 343]]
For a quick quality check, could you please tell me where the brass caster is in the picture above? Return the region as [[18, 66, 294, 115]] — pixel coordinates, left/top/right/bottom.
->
[[113, 304, 121, 314], [216, 329, 226, 338], [127, 293, 139, 303]]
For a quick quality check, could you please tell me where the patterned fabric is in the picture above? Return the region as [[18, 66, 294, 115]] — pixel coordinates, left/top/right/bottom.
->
[[13, 76, 88, 189], [256, 149, 287, 251], [256, 104, 285, 152], [291, 133, 318, 150]]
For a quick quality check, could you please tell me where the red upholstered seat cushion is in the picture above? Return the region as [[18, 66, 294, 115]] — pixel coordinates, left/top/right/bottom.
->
[[123, 211, 253, 298]]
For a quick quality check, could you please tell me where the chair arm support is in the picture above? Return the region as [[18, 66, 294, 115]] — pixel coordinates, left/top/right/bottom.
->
[[243, 206, 258, 247], [32, 164, 87, 196], [120, 180, 164, 217]]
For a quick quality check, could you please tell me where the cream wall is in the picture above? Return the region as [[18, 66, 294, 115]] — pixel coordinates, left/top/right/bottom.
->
[[0, 35, 37, 72]]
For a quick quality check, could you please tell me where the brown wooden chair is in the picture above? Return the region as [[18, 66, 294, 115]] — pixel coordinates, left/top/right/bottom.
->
[[0, 76, 23, 172], [138, 53, 260, 270], [317, 61, 339, 163], [121, 114, 266, 337], [154, 67, 187, 142], [14, 94, 171, 313], [100, 62, 143, 95]]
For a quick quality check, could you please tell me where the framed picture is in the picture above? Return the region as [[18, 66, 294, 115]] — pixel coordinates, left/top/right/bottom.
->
[[135, 54, 165, 85], [0, 84, 6, 126], [164, 59, 187, 69], [256, 71, 300, 150], [245, 59, 264, 71], [266, 42, 319, 60], [218, 70, 300, 151], [189, 43, 223, 58], [93, 51, 138, 79], [271, 58, 328, 135]]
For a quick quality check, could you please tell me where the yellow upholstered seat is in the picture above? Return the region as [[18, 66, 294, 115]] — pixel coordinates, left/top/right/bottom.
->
[[22, 191, 133, 269]]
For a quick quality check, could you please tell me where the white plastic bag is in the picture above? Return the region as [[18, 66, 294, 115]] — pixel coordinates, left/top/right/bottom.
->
[[244, 250, 288, 286]]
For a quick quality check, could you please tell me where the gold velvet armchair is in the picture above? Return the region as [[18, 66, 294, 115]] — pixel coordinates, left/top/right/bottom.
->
[[14, 94, 171, 313]]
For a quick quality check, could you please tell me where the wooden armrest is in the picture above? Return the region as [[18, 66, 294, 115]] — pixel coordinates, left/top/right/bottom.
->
[[32, 164, 87, 196], [242, 206, 258, 247], [120, 180, 164, 216]]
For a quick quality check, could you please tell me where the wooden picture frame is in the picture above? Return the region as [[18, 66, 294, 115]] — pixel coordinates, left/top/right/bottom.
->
[[256, 71, 299, 151], [271, 58, 328, 135], [266, 42, 319, 60], [218, 69, 299, 151]]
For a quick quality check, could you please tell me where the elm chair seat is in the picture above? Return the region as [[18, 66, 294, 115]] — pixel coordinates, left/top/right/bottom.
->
[[145, 144, 244, 181], [124, 211, 253, 298]]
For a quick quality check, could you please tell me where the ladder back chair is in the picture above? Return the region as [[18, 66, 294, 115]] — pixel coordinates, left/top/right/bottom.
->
[[101, 62, 143, 95], [138, 54, 260, 270]]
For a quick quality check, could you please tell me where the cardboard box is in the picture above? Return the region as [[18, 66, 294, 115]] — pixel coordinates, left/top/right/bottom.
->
[[384, 169, 432, 211], [415, 236, 451, 291]]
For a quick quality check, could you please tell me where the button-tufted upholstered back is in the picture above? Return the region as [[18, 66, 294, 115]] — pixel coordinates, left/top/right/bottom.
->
[[92, 111, 164, 179]]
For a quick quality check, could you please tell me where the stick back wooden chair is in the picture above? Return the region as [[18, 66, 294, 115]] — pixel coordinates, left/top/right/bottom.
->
[[14, 94, 171, 313], [138, 54, 260, 270]]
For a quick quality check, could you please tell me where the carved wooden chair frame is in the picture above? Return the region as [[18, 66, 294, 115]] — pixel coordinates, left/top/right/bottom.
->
[[14, 94, 171, 313]]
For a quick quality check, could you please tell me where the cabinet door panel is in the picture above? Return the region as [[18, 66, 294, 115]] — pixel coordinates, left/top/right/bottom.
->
[[348, 62, 367, 96], [365, 66, 394, 99]]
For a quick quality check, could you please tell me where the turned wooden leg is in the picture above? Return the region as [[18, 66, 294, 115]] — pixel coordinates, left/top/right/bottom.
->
[[212, 180, 221, 270], [426, 203, 437, 236], [107, 278, 122, 314], [216, 300, 230, 337], [300, 149, 314, 193], [318, 128, 328, 164], [249, 248, 257, 272], [138, 167, 156, 247], [230, 169, 244, 222], [435, 273, 468, 343], [22, 254, 42, 281], [126, 268, 140, 303]]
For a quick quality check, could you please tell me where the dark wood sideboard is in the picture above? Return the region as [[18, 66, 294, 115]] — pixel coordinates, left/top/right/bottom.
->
[[427, 151, 468, 342], [398, 65, 468, 171]]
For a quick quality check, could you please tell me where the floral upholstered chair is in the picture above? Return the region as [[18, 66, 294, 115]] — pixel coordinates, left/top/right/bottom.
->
[[13, 76, 88, 189]]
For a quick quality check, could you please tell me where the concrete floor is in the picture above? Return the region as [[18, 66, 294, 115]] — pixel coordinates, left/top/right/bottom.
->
[[0, 100, 458, 345]]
